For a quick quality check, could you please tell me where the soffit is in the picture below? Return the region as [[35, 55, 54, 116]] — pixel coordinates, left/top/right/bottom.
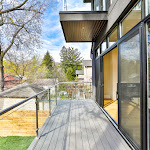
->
[[60, 11, 108, 42]]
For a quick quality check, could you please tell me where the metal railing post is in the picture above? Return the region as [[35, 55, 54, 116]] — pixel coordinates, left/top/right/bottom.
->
[[55, 85, 57, 105], [75, 83, 76, 100], [35, 96, 39, 137], [48, 89, 51, 116]]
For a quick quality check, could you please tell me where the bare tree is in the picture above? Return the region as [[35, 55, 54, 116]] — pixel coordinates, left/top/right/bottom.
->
[[0, 0, 54, 91], [5, 49, 35, 80]]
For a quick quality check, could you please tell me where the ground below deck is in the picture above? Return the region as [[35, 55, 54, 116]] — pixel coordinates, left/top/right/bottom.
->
[[28, 100, 131, 150]]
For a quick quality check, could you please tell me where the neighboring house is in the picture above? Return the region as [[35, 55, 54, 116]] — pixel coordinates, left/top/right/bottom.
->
[[83, 60, 92, 82], [33, 78, 58, 89], [75, 60, 92, 82], [0, 82, 44, 111], [4, 74, 20, 89], [0, 82, 49, 136], [75, 70, 84, 81], [59, 0, 149, 149]]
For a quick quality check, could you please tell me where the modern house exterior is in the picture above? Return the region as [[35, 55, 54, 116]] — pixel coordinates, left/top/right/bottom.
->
[[59, 0, 150, 149]]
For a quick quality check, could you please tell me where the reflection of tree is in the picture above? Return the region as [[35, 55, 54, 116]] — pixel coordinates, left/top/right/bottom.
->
[[121, 58, 140, 83]]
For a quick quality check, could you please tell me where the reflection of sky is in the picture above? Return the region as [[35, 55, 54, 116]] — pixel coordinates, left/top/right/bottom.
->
[[120, 34, 140, 61], [102, 42, 106, 52], [109, 42, 115, 47], [133, 1, 141, 10], [148, 29, 150, 58]]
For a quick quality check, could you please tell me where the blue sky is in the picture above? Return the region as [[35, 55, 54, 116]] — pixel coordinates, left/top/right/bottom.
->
[[39, 0, 91, 62]]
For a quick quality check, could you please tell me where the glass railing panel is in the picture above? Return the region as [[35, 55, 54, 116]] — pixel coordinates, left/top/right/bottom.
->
[[62, 1, 91, 11], [0, 98, 36, 149], [57, 82, 92, 100], [94, 0, 106, 11], [37, 91, 50, 133]]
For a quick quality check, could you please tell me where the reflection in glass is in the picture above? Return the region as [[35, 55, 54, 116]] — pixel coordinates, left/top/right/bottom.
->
[[96, 47, 100, 57], [119, 31, 140, 147], [147, 22, 150, 149], [109, 27, 117, 47], [148, 0, 150, 15], [121, 0, 141, 36], [94, 0, 106, 11], [101, 39, 107, 52]]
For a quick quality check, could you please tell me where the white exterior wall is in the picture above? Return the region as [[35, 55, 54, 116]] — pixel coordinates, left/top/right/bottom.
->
[[84, 66, 92, 82]]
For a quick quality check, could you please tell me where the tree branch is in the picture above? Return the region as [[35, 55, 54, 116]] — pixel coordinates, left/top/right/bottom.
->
[[14, 8, 43, 14], [2, 26, 24, 58], [0, 0, 28, 14], [2, 12, 39, 58]]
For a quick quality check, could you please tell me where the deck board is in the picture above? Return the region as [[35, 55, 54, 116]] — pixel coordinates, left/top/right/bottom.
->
[[28, 100, 131, 150]]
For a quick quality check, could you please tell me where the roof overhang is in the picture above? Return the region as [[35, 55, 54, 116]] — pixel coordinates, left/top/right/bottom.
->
[[59, 11, 108, 42], [83, 0, 91, 3]]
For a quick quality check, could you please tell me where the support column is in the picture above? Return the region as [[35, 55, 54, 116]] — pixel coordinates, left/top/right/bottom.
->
[[91, 0, 94, 11], [92, 42, 96, 102]]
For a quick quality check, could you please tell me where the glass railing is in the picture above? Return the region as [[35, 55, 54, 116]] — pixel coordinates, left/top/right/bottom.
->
[[56, 82, 92, 100], [0, 82, 92, 149], [94, 0, 106, 11], [0, 88, 57, 149], [62, 1, 91, 11]]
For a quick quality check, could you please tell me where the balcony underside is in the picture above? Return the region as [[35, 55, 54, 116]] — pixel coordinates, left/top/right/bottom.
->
[[28, 100, 131, 150], [83, 0, 91, 3], [59, 11, 108, 42]]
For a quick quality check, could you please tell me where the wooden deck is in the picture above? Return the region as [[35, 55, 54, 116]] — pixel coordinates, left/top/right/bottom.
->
[[28, 100, 131, 150]]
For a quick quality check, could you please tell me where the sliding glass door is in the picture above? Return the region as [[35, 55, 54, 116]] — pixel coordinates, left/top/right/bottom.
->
[[147, 21, 150, 150], [118, 30, 141, 148]]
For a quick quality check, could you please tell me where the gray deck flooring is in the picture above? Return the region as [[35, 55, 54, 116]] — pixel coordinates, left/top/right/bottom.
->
[[28, 100, 131, 150]]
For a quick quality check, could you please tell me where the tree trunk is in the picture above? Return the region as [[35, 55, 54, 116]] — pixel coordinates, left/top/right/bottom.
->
[[0, 58, 4, 92], [0, 45, 4, 92]]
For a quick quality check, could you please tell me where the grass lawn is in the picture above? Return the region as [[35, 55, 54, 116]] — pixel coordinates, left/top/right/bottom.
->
[[0, 136, 34, 150]]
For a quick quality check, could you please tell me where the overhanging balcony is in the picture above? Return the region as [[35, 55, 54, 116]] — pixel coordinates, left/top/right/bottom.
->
[[83, 0, 91, 3], [59, 11, 108, 42]]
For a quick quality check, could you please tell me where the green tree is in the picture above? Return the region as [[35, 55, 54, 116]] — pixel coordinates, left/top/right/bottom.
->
[[60, 46, 83, 80], [41, 51, 54, 78], [66, 67, 74, 81]]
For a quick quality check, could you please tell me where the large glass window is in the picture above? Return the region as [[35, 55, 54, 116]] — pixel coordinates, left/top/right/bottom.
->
[[108, 27, 117, 47], [109, 0, 113, 6], [96, 47, 100, 58], [101, 39, 107, 52], [94, 0, 106, 11], [119, 31, 141, 147], [121, 1, 141, 36], [147, 22, 150, 149], [148, 0, 150, 15]]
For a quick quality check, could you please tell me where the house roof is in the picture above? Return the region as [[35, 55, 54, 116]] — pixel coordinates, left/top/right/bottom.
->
[[83, 60, 92, 66], [4, 74, 18, 81], [33, 79, 56, 87], [75, 70, 84, 75], [0, 82, 44, 98]]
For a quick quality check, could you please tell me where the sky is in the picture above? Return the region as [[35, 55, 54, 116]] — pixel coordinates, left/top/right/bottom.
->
[[39, 0, 92, 62]]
